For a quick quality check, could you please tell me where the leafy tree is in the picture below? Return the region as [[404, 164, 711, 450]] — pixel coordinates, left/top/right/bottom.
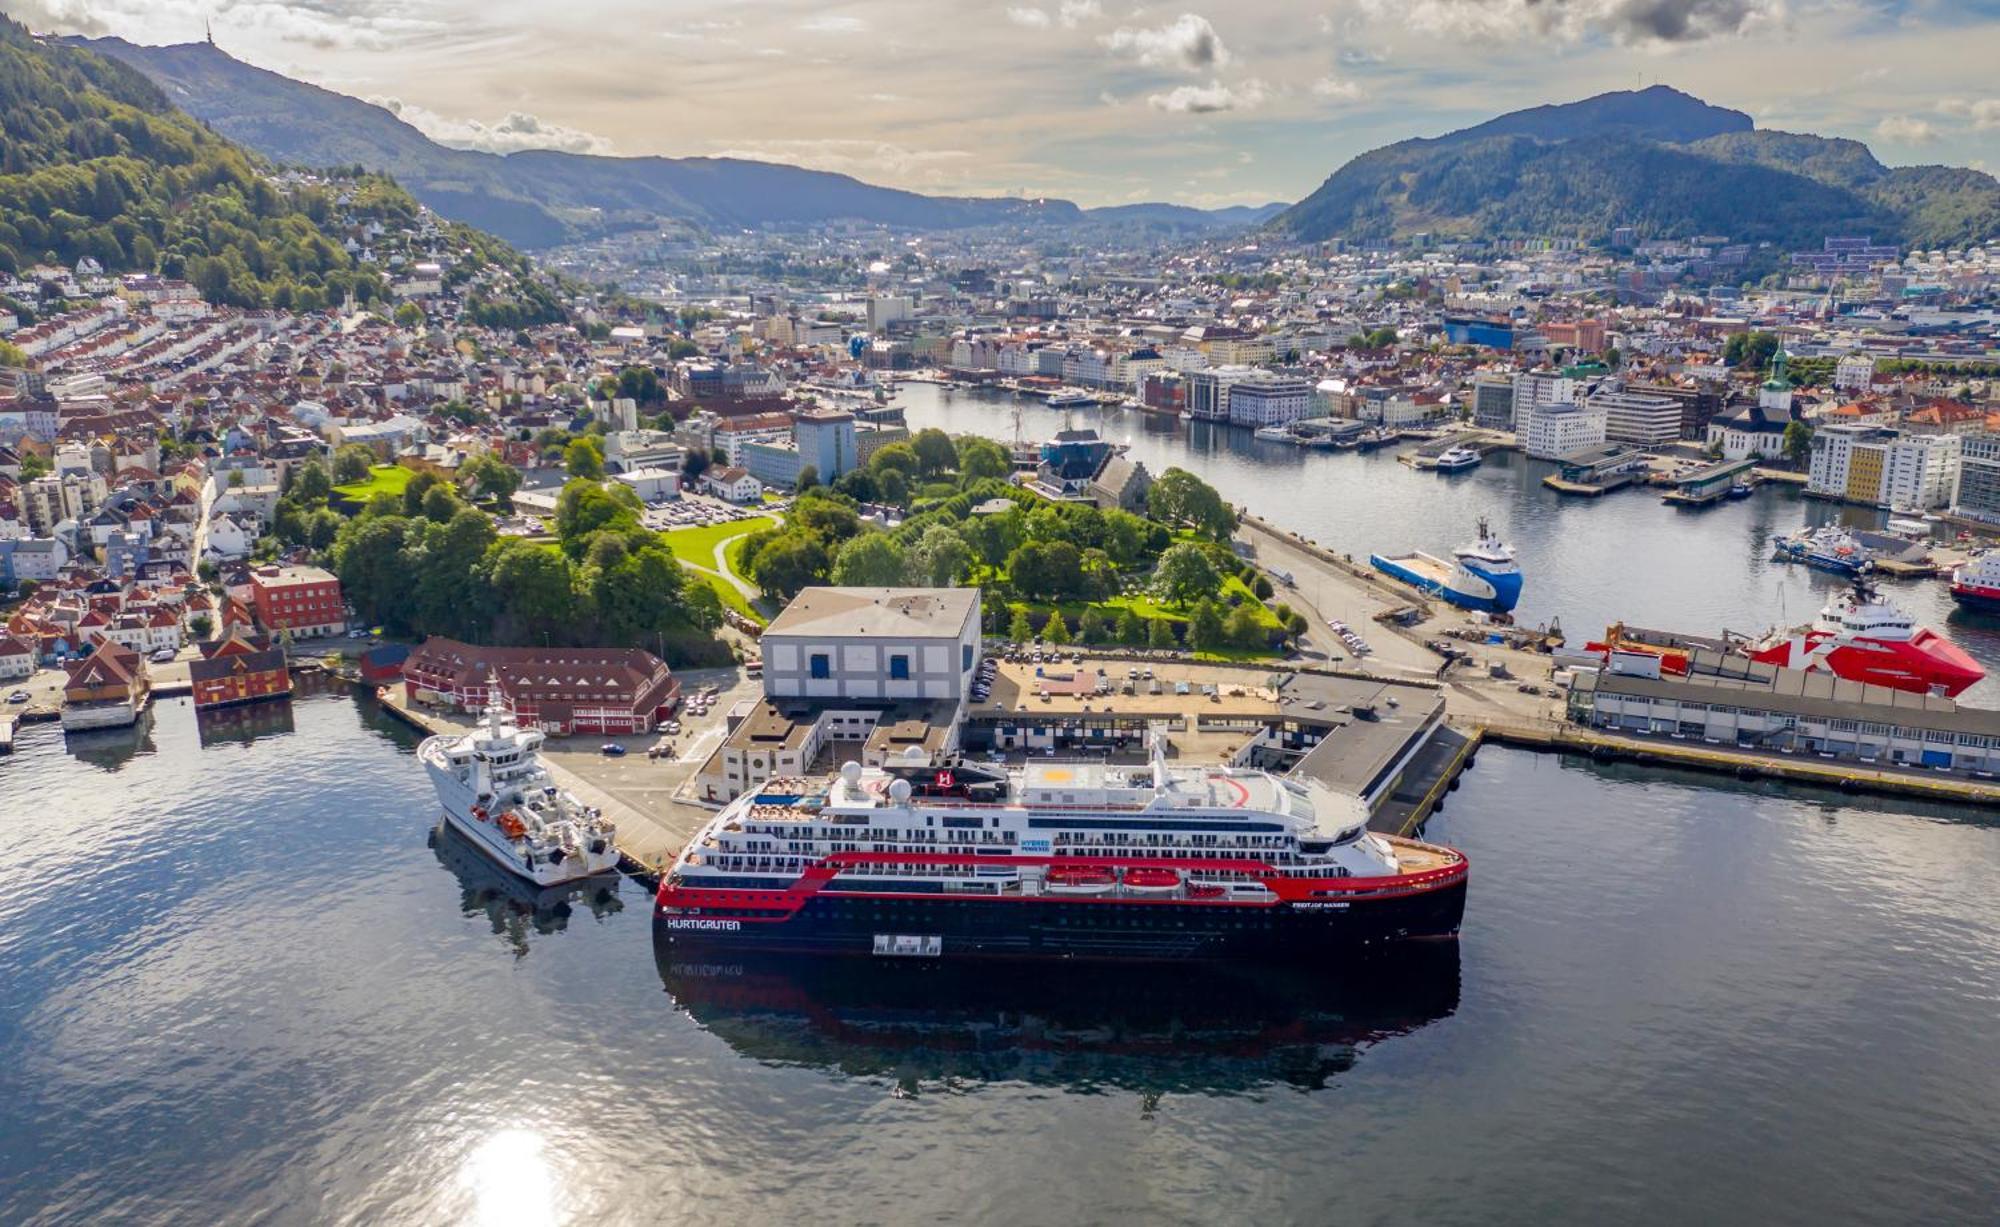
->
[[458, 453, 521, 505], [1043, 612, 1071, 645], [1008, 605, 1035, 642], [554, 479, 641, 555], [749, 533, 830, 599], [291, 459, 332, 506], [420, 482, 460, 523], [1147, 617, 1176, 650], [1782, 419, 1815, 466], [904, 524, 972, 587], [18, 451, 49, 480], [303, 508, 342, 552], [414, 508, 499, 638], [332, 444, 376, 485], [188, 612, 213, 640], [1225, 603, 1265, 650], [1724, 330, 1781, 369], [834, 468, 880, 503], [482, 538, 576, 641], [680, 449, 712, 481], [0, 340, 25, 368], [332, 515, 412, 627], [564, 436, 605, 480], [1187, 599, 1225, 654], [1006, 539, 1085, 602], [876, 468, 909, 506], [868, 442, 920, 478], [911, 428, 957, 476], [1147, 468, 1236, 539], [393, 302, 424, 328], [956, 436, 1010, 482], [1078, 607, 1107, 644], [401, 470, 443, 517], [1151, 542, 1222, 607], [796, 464, 820, 491], [1115, 608, 1145, 644], [830, 532, 908, 586]]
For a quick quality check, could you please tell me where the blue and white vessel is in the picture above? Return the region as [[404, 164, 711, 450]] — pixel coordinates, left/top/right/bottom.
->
[[1369, 517, 1524, 613], [1771, 526, 1874, 576]]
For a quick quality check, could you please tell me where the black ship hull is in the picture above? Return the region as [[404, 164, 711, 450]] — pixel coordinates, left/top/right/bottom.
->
[[656, 878, 1466, 961]]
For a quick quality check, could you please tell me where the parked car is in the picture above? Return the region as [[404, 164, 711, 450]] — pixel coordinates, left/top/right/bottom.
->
[[6, 690, 29, 704], [600, 743, 628, 756], [151, 648, 177, 663]]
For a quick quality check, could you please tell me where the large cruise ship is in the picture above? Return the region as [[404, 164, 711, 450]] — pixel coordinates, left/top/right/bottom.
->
[[418, 688, 621, 886], [654, 737, 1467, 960]]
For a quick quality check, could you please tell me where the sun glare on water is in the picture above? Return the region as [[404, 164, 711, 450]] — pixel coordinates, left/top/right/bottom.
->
[[458, 1128, 559, 1227]]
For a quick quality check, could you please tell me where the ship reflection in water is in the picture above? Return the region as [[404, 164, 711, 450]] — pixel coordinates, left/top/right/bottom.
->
[[654, 935, 1460, 1097], [429, 821, 623, 958]]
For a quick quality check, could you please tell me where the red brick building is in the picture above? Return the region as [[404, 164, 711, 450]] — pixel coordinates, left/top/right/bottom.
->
[[401, 638, 680, 735], [249, 565, 347, 638], [188, 630, 292, 710]]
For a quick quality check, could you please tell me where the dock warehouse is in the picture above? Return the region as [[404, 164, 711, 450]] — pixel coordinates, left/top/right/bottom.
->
[[1568, 649, 2000, 773]]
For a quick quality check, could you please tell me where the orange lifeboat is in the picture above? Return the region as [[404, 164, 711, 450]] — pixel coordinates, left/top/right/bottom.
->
[[497, 812, 527, 840], [1122, 867, 1182, 891]]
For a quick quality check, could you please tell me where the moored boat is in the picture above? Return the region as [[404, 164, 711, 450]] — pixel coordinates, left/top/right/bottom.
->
[[1950, 554, 2000, 613], [1370, 516, 1522, 613], [1593, 579, 1986, 698], [1771, 525, 1874, 576], [655, 735, 1467, 961], [1432, 445, 1481, 472], [418, 682, 620, 885]]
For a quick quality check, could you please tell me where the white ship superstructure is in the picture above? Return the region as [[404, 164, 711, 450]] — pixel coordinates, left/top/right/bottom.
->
[[418, 685, 619, 885], [655, 735, 1467, 959]]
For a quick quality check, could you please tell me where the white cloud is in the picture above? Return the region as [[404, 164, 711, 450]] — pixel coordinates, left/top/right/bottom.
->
[[1147, 77, 1265, 113], [1058, 0, 1104, 27], [5, 0, 109, 36], [1875, 115, 1937, 145], [1103, 13, 1230, 71], [799, 14, 866, 34], [1938, 97, 2000, 130], [1311, 75, 1364, 101], [1006, 6, 1052, 28], [375, 98, 616, 155], [1355, 0, 1787, 47]]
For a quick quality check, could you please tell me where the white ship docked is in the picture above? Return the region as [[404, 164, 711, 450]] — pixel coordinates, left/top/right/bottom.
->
[[655, 734, 1467, 960], [418, 685, 619, 885]]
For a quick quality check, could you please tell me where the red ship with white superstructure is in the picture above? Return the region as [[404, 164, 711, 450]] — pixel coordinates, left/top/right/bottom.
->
[[654, 734, 1467, 961], [1950, 554, 2000, 613], [1593, 580, 1985, 698], [1742, 581, 1985, 696]]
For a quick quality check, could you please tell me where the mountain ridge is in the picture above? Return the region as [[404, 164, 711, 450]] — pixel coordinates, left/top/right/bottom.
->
[[1272, 84, 1999, 250], [75, 37, 1275, 246]]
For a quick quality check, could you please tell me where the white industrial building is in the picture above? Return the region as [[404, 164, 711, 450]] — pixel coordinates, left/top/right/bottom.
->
[[760, 587, 981, 703], [1592, 390, 1684, 448], [1522, 400, 1608, 460]]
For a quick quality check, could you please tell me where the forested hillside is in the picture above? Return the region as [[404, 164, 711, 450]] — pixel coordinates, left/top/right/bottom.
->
[[0, 18, 393, 307]]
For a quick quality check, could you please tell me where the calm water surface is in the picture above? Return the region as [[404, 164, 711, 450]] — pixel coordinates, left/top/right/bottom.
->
[[898, 384, 2000, 706], [2, 693, 1996, 1224]]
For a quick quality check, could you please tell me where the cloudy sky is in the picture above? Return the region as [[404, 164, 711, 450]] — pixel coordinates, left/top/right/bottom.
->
[[11, 0, 2000, 206]]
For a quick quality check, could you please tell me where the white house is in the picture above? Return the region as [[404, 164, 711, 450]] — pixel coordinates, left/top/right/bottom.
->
[[704, 466, 763, 503]]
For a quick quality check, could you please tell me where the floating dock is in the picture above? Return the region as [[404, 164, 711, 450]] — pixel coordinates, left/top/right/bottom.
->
[[1661, 458, 1757, 506]]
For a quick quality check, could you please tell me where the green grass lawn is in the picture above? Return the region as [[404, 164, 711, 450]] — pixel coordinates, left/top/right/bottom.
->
[[698, 572, 764, 624], [657, 516, 773, 568], [332, 465, 413, 502]]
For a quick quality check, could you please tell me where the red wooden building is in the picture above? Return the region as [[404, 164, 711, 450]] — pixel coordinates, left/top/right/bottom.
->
[[400, 638, 680, 735], [188, 630, 293, 710]]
